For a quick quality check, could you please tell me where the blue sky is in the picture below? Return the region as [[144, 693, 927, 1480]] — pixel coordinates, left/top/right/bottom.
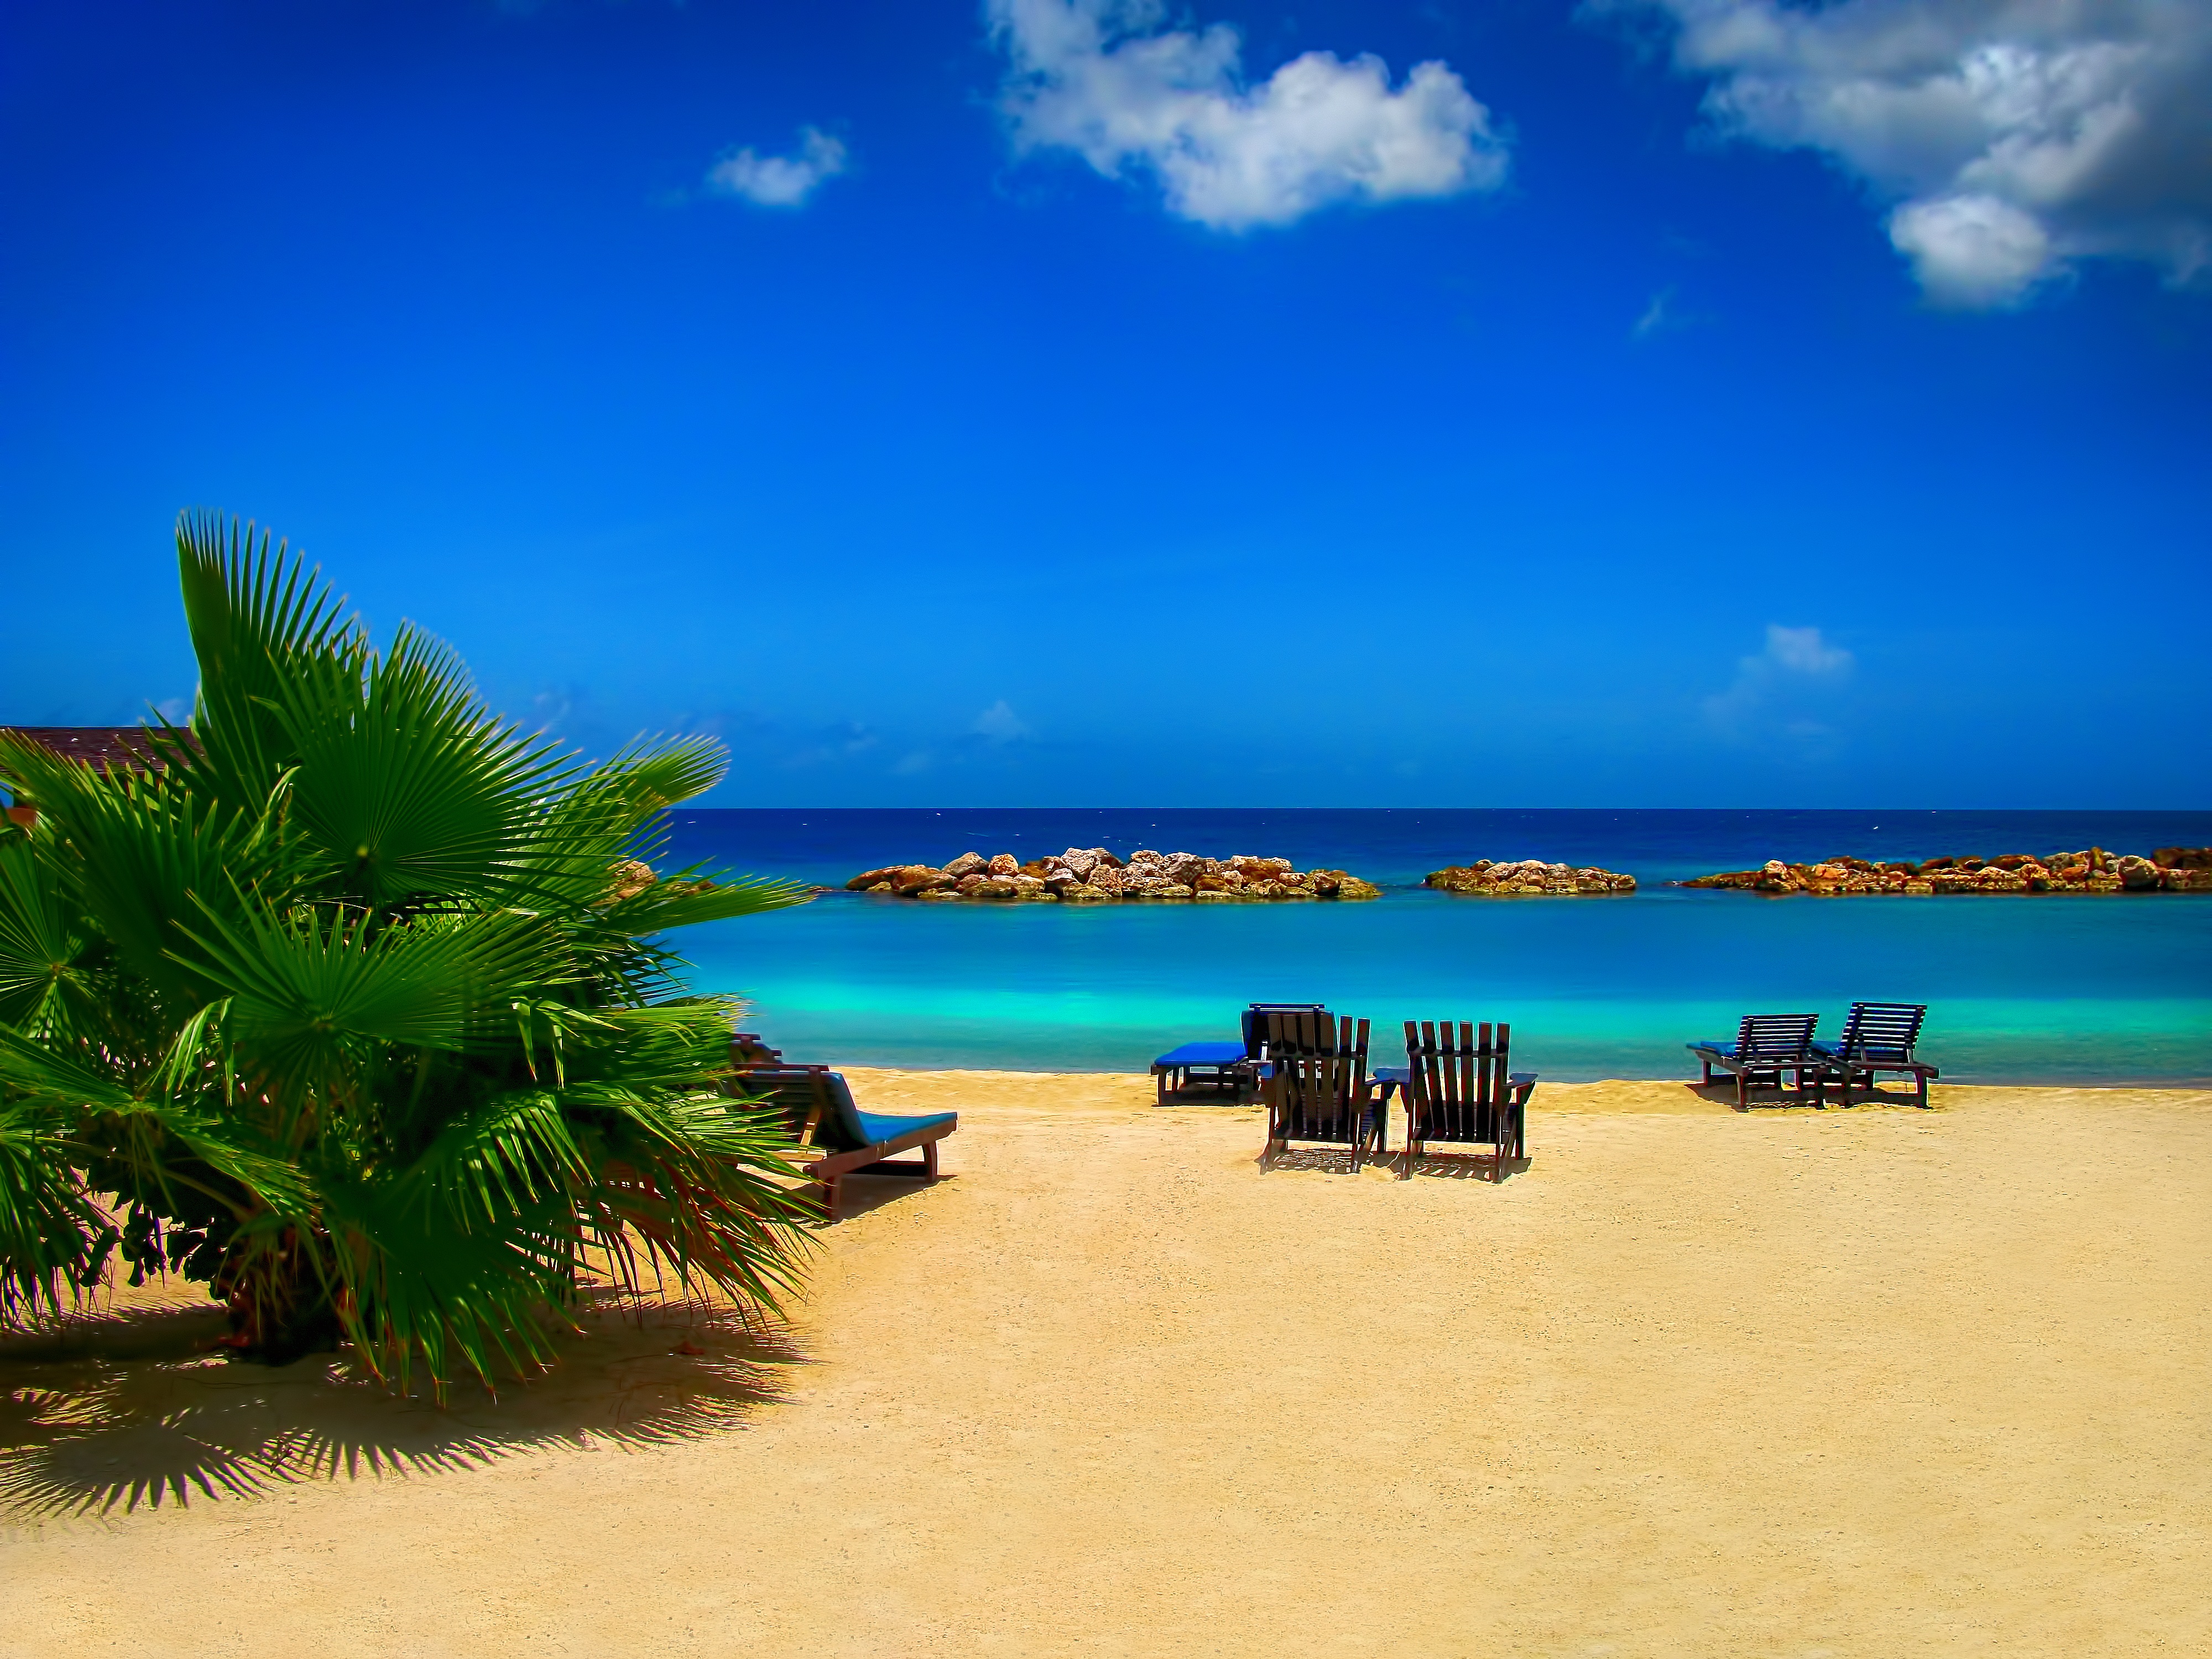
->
[[3, 0, 2206, 807]]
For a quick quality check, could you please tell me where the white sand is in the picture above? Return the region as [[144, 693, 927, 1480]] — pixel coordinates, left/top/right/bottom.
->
[[3, 1074, 2208, 1656]]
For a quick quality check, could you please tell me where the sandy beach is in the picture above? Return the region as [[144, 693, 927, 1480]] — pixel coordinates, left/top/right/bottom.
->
[[3, 1073, 2208, 1657]]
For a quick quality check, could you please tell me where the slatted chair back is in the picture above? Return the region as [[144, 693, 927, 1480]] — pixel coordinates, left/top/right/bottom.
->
[[1404, 1020, 1514, 1148], [1733, 1013, 1818, 1062], [725, 1062, 833, 1147], [1833, 1002, 1926, 1064], [1265, 1011, 1371, 1146], [1243, 1001, 1330, 1062]]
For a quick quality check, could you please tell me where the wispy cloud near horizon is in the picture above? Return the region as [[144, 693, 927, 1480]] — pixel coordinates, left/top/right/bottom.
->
[[972, 700, 1030, 742], [1704, 624, 1855, 743]]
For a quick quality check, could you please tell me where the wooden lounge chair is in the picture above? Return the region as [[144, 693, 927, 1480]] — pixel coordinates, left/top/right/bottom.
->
[[729, 1063, 957, 1218], [1260, 1011, 1378, 1169], [1400, 1021, 1537, 1181], [1686, 1014, 1820, 1110], [1814, 1002, 1937, 1108]]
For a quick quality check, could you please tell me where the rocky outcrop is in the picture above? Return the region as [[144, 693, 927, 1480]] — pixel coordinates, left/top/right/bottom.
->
[[1425, 859, 1636, 896], [1681, 849, 2212, 895], [846, 847, 1382, 902]]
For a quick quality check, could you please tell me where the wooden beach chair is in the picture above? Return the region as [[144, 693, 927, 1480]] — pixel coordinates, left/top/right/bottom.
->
[[1814, 1003, 1937, 1108], [1687, 1014, 1821, 1110], [1400, 1021, 1537, 1181], [1260, 1011, 1378, 1169], [729, 1063, 957, 1219], [1242, 1003, 1329, 1066]]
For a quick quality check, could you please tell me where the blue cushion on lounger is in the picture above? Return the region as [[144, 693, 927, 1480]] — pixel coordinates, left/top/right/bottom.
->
[[1153, 1040, 1248, 1068], [1809, 1040, 1916, 1063], [818, 1072, 954, 1152], [853, 1107, 958, 1145]]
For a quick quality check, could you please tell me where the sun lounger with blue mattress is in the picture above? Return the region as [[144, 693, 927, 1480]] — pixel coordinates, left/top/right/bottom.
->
[[729, 1062, 957, 1218], [1687, 1014, 1820, 1109], [1150, 1041, 1254, 1103], [1150, 1003, 1331, 1103], [1814, 1001, 1937, 1107]]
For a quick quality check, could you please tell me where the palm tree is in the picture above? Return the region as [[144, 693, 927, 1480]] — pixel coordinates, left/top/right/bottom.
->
[[0, 514, 814, 1393]]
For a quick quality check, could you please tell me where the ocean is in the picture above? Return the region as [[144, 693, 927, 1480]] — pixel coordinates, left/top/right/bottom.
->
[[667, 810, 2212, 1085]]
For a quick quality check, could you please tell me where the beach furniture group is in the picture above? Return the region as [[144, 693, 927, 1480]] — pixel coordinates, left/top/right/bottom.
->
[[1687, 1001, 1937, 1108], [727, 1034, 958, 1218], [1159, 1004, 1538, 1180]]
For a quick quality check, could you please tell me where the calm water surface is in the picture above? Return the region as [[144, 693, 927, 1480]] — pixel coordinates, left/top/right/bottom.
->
[[669, 810, 2212, 1084]]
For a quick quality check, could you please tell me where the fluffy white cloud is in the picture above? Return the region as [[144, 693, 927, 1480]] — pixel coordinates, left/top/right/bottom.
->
[[1632, 0, 2212, 306], [989, 0, 1510, 230], [705, 126, 848, 207]]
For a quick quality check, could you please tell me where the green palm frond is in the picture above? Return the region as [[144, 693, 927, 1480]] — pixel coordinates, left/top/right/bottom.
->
[[176, 512, 367, 822], [603, 870, 815, 932], [0, 1103, 107, 1322], [0, 739, 288, 1009], [179, 899, 566, 1059], [0, 828, 98, 1038], [276, 622, 583, 912]]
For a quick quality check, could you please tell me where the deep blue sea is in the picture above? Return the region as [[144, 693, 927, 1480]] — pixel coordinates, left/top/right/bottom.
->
[[666, 810, 2212, 1085]]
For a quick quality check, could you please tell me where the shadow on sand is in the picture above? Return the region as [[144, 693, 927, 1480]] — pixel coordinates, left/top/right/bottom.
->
[[0, 1291, 808, 1519]]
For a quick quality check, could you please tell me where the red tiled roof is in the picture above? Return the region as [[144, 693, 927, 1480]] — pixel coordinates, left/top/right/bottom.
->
[[0, 726, 193, 772]]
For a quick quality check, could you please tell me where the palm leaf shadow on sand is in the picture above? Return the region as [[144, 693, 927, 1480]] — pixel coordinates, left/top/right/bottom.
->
[[0, 1292, 808, 1518]]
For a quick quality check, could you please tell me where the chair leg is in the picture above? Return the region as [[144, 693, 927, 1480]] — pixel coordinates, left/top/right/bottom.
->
[[923, 1139, 939, 1179], [1735, 1072, 1748, 1112]]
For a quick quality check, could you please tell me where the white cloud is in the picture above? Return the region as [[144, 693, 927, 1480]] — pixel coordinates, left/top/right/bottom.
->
[[989, 0, 1510, 230], [893, 750, 933, 776], [705, 126, 848, 208], [1627, 0, 2212, 306], [1887, 191, 2055, 306], [1704, 623, 1853, 734], [972, 700, 1030, 742]]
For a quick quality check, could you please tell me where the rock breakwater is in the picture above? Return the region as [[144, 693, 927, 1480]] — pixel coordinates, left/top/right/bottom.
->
[[1425, 859, 1636, 895], [846, 847, 1381, 902], [1682, 848, 2212, 895]]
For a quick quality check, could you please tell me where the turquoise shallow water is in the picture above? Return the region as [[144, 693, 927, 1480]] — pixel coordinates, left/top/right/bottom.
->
[[671, 810, 2212, 1083]]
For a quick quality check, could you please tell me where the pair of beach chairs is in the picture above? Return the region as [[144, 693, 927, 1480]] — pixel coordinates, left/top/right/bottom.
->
[[726, 1033, 959, 1219], [1687, 1003, 1937, 1109], [1256, 1009, 1537, 1181]]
